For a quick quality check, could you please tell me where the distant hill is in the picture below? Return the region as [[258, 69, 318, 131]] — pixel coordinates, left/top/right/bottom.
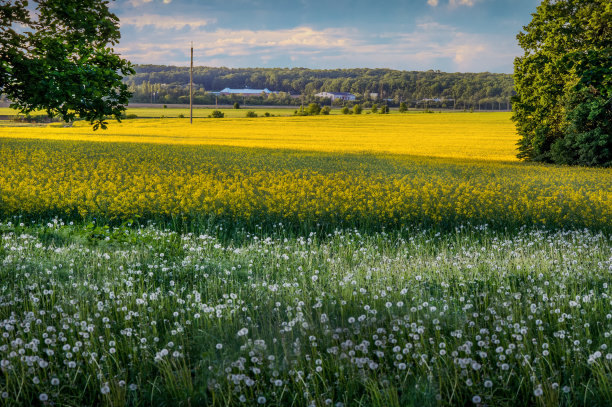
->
[[125, 65, 514, 109]]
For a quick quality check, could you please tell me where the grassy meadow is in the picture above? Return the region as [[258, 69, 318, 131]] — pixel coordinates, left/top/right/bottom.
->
[[0, 111, 610, 406]]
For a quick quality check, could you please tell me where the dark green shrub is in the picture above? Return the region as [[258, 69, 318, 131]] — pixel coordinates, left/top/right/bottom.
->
[[307, 103, 321, 115]]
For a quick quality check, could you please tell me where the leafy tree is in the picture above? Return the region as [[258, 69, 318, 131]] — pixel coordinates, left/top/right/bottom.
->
[[210, 110, 224, 118], [233, 102, 240, 109], [341, 106, 350, 115], [245, 110, 257, 118], [320, 105, 331, 115], [371, 103, 378, 113], [307, 102, 321, 115], [126, 65, 515, 110], [399, 102, 407, 112], [353, 104, 362, 114], [380, 104, 389, 114], [0, 0, 134, 130], [513, 0, 611, 165]]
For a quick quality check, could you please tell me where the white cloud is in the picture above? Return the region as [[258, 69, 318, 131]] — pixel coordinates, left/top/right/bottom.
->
[[427, 0, 439, 6], [449, 0, 477, 7], [120, 14, 215, 30], [117, 22, 518, 72], [128, 0, 153, 6]]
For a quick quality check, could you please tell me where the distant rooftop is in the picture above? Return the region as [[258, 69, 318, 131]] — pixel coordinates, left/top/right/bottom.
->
[[215, 88, 276, 95]]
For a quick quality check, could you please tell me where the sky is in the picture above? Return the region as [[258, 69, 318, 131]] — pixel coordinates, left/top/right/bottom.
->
[[110, 0, 541, 73]]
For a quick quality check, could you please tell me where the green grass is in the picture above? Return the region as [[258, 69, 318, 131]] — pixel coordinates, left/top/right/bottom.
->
[[0, 106, 457, 120], [0, 219, 610, 406]]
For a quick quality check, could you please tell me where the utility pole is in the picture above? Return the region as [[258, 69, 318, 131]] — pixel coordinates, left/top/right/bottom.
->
[[190, 42, 193, 124]]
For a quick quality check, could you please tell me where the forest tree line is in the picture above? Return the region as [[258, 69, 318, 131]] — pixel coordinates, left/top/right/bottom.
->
[[126, 65, 515, 109]]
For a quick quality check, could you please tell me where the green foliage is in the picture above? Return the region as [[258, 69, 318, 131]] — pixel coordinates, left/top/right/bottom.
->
[[513, 0, 611, 166], [551, 86, 612, 166], [353, 104, 363, 114], [0, 0, 134, 130], [127, 65, 515, 110], [233, 102, 240, 109], [245, 110, 258, 118], [341, 106, 350, 114], [320, 105, 331, 115], [306, 102, 321, 115], [210, 110, 224, 118], [178, 113, 185, 118], [294, 106, 308, 116], [399, 102, 407, 112], [371, 103, 378, 113], [380, 105, 389, 114]]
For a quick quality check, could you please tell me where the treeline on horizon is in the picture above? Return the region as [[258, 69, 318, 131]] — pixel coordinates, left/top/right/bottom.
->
[[126, 65, 515, 109]]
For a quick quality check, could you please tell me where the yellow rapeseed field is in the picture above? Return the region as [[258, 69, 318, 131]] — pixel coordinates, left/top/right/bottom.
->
[[0, 113, 610, 229], [1, 112, 518, 161]]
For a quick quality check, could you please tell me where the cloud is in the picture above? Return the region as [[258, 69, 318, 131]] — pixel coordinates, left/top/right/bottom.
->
[[449, 0, 477, 7], [120, 14, 215, 30], [117, 22, 518, 73], [128, 0, 153, 6], [427, 0, 439, 6]]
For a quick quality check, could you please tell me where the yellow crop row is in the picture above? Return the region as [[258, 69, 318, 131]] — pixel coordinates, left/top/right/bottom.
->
[[0, 123, 610, 229], [1, 113, 518, 161]]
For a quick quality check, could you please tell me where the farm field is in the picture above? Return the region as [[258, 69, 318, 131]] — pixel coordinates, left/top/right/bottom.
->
[[0, 112, 611, 406], [1, 112, 517, 160]]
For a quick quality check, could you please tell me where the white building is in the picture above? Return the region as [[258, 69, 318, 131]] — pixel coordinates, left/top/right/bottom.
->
[[214, 88, 277, 96], [314, 92, 356, 101]]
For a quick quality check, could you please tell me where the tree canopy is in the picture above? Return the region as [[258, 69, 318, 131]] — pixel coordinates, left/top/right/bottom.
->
[[513, 0, 611, 166], [125, 65, 515, 110], [0, 0, 134, 129]]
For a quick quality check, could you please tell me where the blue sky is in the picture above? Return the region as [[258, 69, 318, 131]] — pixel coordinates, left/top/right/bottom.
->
[[111, 0, 540, 73]]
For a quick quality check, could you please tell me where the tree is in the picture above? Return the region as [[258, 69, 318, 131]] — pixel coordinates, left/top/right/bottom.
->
[[399, 101, 407, 112], [353, 104, 362, 114], [307, 102, 321, 115], [513, 0, 611, 165], [233, 102, 240, 109], [0, 0, 134, 130]]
